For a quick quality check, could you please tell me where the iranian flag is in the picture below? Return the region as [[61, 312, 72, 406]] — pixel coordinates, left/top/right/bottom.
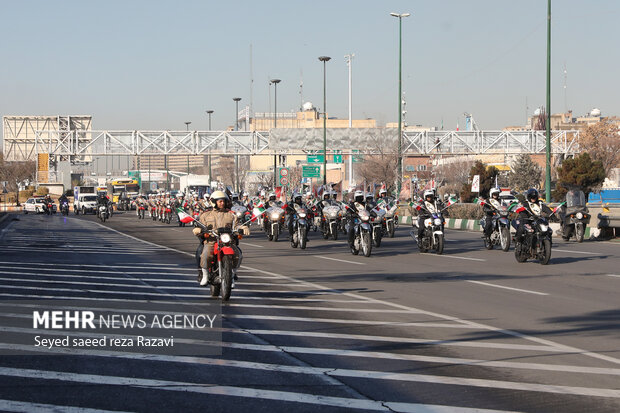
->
[[474, 198, 486, 206], [177, 208, 195, 224], [445, 197, 457, 208], [250, 202, 266, 222]]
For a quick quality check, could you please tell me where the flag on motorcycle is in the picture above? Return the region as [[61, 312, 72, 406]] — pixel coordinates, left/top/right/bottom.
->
[[444, 197, 457, 208], [474, 198, 486, 206], [250, 202, 266, 222], [552, 201, 566, 215], [176, 208, 195, 224]]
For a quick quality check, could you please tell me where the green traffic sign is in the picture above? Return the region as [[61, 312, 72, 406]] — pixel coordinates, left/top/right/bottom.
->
[[333, 154, 343, 163], [307, 155, 324, 163], [351, 149, 363, 163], [302, 165, 321, 178]]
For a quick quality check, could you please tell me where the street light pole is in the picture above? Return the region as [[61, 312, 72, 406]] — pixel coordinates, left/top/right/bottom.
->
[[233, 98, 242, 193], [545, 0, 552, 203], [319, 56, 331, 186], [391, 12, 410, 199], [206, 110, 213, 182], [345, 53, 355, 189], [270, 79, 281, 189]]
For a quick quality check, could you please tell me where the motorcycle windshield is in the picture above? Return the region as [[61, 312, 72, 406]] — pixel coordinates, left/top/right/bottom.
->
[[566, 191, 585, 208]]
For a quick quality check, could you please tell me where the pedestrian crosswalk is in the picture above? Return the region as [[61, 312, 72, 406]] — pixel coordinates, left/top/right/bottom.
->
[[0, 214, 618, 412]]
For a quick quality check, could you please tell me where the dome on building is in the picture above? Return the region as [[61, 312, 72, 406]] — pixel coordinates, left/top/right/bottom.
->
[[302, 102, 314, 111], [590, 108, 601, 117]]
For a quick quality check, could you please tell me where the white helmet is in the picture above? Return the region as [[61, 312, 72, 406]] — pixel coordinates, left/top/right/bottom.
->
[[268, 192, 276, 201], [423, 190, 434, 200], [379, 188, 387, 196], [490, 188, 500, 198], [354, 190, 365, 203]]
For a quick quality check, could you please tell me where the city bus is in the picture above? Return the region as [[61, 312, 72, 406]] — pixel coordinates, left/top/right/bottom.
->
[[107, 178, 140, 204]]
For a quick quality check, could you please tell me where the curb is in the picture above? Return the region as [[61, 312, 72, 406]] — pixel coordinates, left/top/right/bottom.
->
[[398, 216, 599, 238]]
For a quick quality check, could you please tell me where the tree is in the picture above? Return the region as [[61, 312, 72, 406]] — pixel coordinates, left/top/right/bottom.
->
[[0, 151, 36, 206], [579, 120, 620, 176], [459, 160, 499, 202], [553, 152, 606, 201], [508, 154, 542, 192], [435, 158, 475, 197], [355, 135, 398, 192]]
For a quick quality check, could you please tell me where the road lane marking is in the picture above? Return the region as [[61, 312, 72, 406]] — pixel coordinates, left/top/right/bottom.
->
[[2, 354, 619, 400], [240, 242, 264, 248], [225, 303, 415, 313], [313, 255, 366, 265], [0, 261, 181, 269], [421, 253, 486, 262], [0, 366, 524, 413], [227, 314, 472, 327], [606, 274, 620, 278], [0, 400, 133, 413], [465, 280, 549, 296], [553, 249, 601, 255]]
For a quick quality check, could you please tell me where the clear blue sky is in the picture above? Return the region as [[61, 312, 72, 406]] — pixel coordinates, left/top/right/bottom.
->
[[1, 0, 618, 132]]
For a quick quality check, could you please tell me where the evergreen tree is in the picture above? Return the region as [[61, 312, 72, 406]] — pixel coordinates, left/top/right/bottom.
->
[[508, 154, 542, 192], [553, 152, 606, 201]]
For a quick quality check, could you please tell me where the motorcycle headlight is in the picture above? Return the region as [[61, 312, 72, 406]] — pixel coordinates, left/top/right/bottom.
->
[[576, 212, 583, 219], [271, 213, 280, 220], [539, 224, 549, 232], [298, 212, 306, 218], [220, 233, 232, 244], [235, 212, 243, 218], [434, 218, 442, 226], [361, 215, 369, 221]]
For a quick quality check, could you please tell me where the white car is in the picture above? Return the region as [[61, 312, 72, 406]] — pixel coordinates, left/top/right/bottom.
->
[[74, 194, 98, 215], [23, 197, 56, 214]]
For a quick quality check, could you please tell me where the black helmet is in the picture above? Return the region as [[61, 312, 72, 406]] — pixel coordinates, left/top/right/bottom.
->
[[526, 188, 539, 202]]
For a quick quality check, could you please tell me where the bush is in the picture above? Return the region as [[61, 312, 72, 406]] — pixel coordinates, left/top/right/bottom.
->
[[20, 189, 34, 200], [445, 204, 484, 220], [35, 187, 49, 196]]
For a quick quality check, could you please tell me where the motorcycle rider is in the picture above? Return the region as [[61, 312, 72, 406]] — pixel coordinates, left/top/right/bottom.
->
[[515, 188, 552, 242], [482, 188, 502, 239], [416, 190, 437, 241], [346, 190, 366, 247], [286, 192, 306, 240], [193, 191, 238, 286], [96, 193, 111, 215]]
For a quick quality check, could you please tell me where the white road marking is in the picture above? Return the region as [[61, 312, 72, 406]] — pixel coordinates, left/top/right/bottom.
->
[[0, 284, 205, 298], [553, 249, 601, 255], [0, 400, 133, 413], [0, 366, 520, 413], [313, 255, 366, 265], [466, 280, 549, 296], [606, 274, 620, 278], [1, 353, 619, 399], [227, 314, 480, 328], [422, 253, 486, 262], [241, 242, 264, 248], [225, 303, 415, 313], [0, 261, 180, 269]]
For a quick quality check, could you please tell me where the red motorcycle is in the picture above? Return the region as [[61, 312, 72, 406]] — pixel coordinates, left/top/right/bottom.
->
[[137, 205, 146, 219], [200, 227, 244, 301]]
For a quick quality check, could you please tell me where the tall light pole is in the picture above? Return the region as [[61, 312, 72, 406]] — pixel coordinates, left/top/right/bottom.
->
[[390, 12, 410, 198], [319, 56, 331, 186], [345, 53, 355, 189], [545, 0, 552, 202], [233, 98, 242, 192], [206, 110, 213, 183], [185, 122, 191, 175], [270, 79, 281, 189]]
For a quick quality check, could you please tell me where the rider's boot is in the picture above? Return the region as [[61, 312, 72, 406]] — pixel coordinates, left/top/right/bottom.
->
[[199, 268, 209, 286]]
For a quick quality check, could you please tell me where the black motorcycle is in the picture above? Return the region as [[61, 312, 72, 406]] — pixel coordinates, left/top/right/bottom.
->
[[560, 190, 590, 243], [290, 204, 309, 249], [59, 200, 69, 216], [480, 202, 512, 252], [411, 202, 445, 255], [348, 206, 373, 257], [514, 215, 552, 265]]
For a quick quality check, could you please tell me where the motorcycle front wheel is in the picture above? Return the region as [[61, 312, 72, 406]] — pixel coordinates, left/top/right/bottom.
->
[[484, 235, 493, 250], [539, 239, 552, 265], [575, 223, 585, 243], [514, 242, 528, 263], [435, 235, 444, 255], [387, 221, 395, 238], [221, 256, 233, 301], [291, 231, 298, 248], [500, 227, 510, 252], [273, 226, 279, 242], [362, 231, 372, 257], [300, 227, 307, 250]]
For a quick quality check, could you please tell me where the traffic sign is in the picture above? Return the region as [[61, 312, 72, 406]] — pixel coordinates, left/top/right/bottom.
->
[[280, 177, 288, 185], [307, 155, 324, 163], [302, 165, 321, 178], [471, 175, 480, 192], [280, 168, 289, 177], [352, 149, 363, 163]]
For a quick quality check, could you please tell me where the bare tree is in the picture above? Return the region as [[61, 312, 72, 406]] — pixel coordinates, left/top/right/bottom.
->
[[0, 151, 36, 205], [579, 119, 620, 176], [434, 157, 475, 197], [355, 135, 398, 191]]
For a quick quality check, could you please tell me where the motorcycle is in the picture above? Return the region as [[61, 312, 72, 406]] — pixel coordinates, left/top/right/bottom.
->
[[321, 205, 342, 240], [200, 227, 244, 301], [382, 202, 399, 238], [290, 204, 309, 249], [163, 204, 172, 224], [514, 215, 552, 265], [560, 190, 589, 243], [370, 206, 386, 247], [264, 206, 285, 241], [349, 206, 373, 257], [231, 204, 251, 226], [43, 201, 55, 215], [137, 204, 146, 219], [480, 202, 512, 252], [98, 204, 109, 222], [60, 201, 69, 216], [411, 202, 445, 254]]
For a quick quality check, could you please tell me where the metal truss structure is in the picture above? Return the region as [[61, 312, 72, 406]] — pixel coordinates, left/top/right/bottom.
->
[[402, 130, 579, 156], [2, 115, 92, 161], [11, 128, 579, 157]]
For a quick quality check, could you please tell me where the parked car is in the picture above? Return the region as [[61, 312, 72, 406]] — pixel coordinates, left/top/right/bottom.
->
[[23, 197, 56, 214]]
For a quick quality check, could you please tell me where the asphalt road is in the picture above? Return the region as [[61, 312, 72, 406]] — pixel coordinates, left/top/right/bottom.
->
[[0, 210, 618, 413]]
